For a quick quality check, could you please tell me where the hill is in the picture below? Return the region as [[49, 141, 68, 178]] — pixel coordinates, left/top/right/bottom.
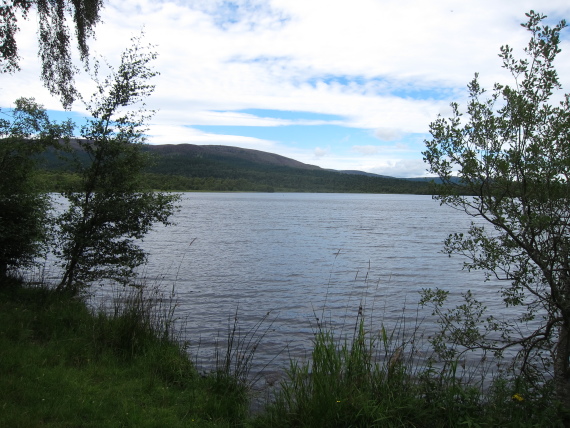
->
[[38, 142, 432, 194], [146, 144, 321, 170], [142, 144, 430, 193]]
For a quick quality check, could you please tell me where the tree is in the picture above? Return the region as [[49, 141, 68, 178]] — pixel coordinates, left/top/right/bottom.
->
[[55, 35, 178, 294], [422, 11, 570, 412], [0, 97, 72, 279], [1, 0, 104, 108]]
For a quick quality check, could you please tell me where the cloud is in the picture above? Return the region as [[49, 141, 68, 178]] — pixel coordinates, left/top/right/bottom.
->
[[367, 159, 430, 178], [352, 145, 379, 155], [373, 128, 403, 141], [351, 143, 413, 155], [154, 109, 292, 127], [147, 124, 277, 150], [4, 0, 570, 177], [313, 147, 329, 157]]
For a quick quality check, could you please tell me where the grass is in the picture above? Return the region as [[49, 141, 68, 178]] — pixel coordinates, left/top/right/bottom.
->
[[0, 274, 565, 427], [0, 276, 249, 427], [249, 312, 563, 427]]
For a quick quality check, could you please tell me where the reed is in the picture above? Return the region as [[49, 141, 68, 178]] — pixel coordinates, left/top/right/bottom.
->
[[250, 305, 562, 427]]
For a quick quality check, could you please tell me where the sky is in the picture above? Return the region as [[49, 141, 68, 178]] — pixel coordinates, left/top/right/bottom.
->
[[2, 0, 570, 177]]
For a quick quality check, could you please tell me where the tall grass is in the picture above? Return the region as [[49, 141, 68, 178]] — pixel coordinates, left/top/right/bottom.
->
[[251, 306, 563, 427], [90, 281, 183, 359], [0, 276, 251, 427], [213, 307, 278, 387]]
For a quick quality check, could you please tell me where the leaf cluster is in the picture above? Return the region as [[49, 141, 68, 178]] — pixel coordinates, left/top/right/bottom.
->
[[55, 35, 178, 292], [0, 35, 178, 294], [1, 0, 103, 107]]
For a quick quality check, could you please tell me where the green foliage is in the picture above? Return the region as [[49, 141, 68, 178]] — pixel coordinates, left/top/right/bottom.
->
[[131, 151, 431, 194], [422, 10, 570, 411], [91, 284, 180, 361], [0, 279, 249, 427], [0, 0, 104, 107], [251, 312, 562, 427], [55, 36, 179, 293], [37, 150, 432, 193], [35, 138, 432, 194], [0, 98, 73, 277]]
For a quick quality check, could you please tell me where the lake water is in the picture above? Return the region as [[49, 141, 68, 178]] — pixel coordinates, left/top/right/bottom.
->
[[41, 192, 521, 389], [112, 192, 513, 384]]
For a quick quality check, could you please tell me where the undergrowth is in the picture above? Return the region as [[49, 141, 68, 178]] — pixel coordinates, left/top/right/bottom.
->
[[0, 276, 249, 427], [0, 274, 565, 427], [250, 311, 563, 427]]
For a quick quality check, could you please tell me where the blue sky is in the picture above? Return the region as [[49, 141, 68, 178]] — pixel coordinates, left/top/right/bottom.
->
[[3, 0, 570, 177]]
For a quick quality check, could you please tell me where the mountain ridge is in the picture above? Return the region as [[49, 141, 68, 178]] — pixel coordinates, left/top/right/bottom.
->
[[40, 141, 433, 193], [141, 143, 432, 193], [145, 143, 322, 170]]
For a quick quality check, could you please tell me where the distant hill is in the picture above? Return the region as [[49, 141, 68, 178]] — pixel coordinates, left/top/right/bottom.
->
[[406, 176, 461, 184], [146, 144, 321, 170], [38, 142, 433, 194], [142, 144, 431, 193]]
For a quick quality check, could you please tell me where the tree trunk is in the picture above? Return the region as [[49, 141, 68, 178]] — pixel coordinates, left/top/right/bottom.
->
[[0, 261, 7, 281], [554, 320, 570, 421], [57, 241, 83, 295]]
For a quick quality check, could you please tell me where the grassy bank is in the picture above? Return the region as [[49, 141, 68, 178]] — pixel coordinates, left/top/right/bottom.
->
[[0, 277, 564, 427], [0, 278, 249, 427], [251, 319, 560, 427]]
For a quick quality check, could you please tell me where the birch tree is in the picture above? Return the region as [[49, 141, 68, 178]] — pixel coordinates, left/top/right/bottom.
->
[[422, 11, 570, 412], [56, 36, 178, 293]]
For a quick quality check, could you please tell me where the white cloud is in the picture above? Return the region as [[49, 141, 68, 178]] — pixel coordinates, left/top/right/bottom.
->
[[367, 159, 430, 178], [147, 124, 277, 150], [313, 147, 329, 157], [373, 128, 403, 142], [3, 0, 570, 177], [352, 145, 379, 155], [352, 143, 413, 155]]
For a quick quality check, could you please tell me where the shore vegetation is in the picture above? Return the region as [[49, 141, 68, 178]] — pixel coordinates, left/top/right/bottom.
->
[[1, 275, 564, 427]]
